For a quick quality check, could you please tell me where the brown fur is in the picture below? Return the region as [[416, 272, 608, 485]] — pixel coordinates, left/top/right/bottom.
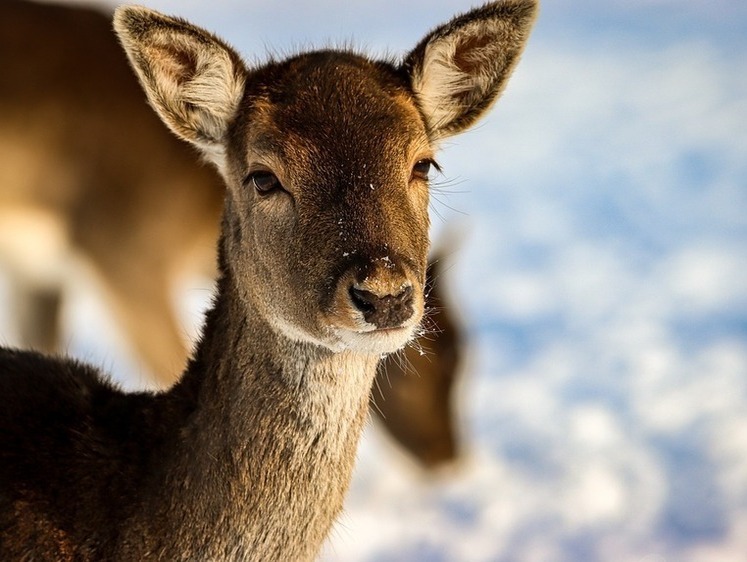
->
[[0, 2, 537, 559]]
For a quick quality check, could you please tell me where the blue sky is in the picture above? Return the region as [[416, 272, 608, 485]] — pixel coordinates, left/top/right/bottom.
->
[[11, 1, 747, 560]]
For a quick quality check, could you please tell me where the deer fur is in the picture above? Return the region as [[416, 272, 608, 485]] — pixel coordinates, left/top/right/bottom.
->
[[0, 2, 537, 560]]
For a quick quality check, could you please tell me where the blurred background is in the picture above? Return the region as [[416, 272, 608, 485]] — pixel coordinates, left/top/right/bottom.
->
[[1, 1, 746, 560]]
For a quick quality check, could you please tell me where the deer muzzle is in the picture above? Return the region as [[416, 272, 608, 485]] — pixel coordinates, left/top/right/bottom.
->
[[325, 254, 424, 353]]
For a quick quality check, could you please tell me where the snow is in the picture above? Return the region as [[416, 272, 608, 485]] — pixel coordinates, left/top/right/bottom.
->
[[3, 1, 746, 560]]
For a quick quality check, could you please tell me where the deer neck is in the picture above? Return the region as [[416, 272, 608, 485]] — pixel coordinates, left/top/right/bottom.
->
[[137, 250, 379, 560]]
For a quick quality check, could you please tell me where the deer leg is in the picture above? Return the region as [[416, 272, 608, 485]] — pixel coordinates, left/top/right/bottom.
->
[[374, 341, 459, 468], [372, 256, 463, 468], [95, 265, 189, 388], [11, 283, 63, 355]]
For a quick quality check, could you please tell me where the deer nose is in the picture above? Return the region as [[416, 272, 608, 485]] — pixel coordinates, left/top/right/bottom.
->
[[349, 284, 414, 329]]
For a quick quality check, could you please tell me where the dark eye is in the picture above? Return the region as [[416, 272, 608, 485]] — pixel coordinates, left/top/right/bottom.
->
[[412, 159, 439, 181], [246, 171, 281, 194]]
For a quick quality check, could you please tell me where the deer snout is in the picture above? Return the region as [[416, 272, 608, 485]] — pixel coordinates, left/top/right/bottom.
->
[[328, 256, 423, 341], [349, 284, 414, 329]]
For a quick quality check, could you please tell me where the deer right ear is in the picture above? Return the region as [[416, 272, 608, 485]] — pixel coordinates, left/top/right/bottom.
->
[[402, 0, 538, 140], [113, 6, 246, 165]]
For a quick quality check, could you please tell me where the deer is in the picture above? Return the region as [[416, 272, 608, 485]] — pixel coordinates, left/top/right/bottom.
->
[[0, 1, 537, 559], [1, 0, 461, 469]]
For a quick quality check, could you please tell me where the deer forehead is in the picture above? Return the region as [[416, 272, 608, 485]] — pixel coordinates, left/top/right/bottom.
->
[[231, 52, 433, 188]]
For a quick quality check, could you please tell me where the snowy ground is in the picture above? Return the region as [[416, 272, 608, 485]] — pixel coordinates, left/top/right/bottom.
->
[[3, 1, 747, 560]]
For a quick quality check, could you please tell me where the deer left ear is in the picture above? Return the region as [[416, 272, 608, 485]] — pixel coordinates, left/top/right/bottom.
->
[[402, 0, 538, 139]]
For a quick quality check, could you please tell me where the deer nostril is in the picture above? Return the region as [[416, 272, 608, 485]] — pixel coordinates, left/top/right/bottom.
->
[[349, 284, 414, 329], [349, 287, 377, 316]]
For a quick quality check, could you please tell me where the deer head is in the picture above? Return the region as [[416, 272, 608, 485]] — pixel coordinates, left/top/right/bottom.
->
[[114, 2, 537, 358]]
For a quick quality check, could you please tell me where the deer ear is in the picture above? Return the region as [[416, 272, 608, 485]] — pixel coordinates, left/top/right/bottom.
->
[[402, 0, 538, 139], [113, 6, 246, 164]]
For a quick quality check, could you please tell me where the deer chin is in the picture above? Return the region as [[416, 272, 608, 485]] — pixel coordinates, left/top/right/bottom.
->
[[263, 313, 413, 355], [328, 323, 419, 356]]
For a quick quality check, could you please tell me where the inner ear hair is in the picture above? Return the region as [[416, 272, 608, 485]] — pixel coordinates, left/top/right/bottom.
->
[[114, 7, 246, 161], [403, 0, 538, 138]]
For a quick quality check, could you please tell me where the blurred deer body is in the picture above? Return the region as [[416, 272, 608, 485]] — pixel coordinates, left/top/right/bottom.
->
[[0, 0, 223, 382]]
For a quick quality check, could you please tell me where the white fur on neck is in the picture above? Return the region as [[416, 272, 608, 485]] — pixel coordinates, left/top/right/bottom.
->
[[292, 348, 377, 453]]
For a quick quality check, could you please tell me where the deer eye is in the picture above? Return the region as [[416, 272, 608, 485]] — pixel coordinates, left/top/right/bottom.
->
[[411, 159, 439, 182], [246, 171, 282, 194]]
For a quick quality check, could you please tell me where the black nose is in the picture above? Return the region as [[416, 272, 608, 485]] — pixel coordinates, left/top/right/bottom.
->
[[349, 285, 414, 329]]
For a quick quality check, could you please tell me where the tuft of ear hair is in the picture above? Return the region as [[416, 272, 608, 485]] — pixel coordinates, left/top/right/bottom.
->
[[113, 6, 246, 166], [402, 0, 538, 139]]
